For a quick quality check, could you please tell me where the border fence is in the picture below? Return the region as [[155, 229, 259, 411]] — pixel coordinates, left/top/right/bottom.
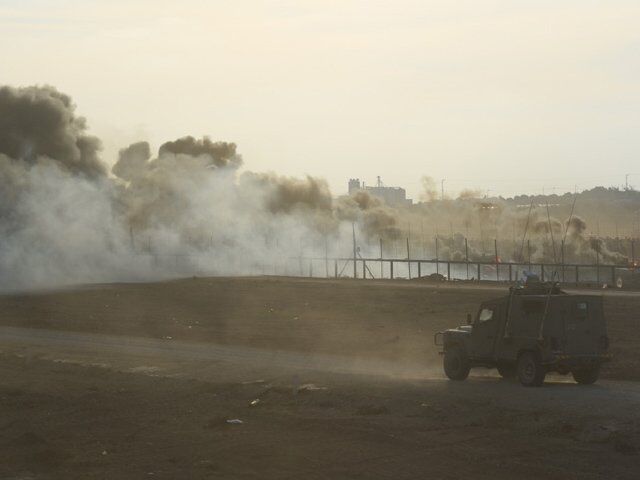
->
[[129, 231, 638, 288], [289, 255, 635, 287]]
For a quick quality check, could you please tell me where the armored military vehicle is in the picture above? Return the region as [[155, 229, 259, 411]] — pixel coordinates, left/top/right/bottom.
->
[[615, 261, 640, 289], [434, 282, 611, 386]]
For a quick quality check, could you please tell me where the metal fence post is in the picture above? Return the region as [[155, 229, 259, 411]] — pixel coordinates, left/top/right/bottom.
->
[[465, 237, 469, 280], [494, 239, 499, 282]]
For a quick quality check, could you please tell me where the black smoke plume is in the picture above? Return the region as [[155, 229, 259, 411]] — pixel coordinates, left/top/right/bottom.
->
[[0, 85, 105, 178]]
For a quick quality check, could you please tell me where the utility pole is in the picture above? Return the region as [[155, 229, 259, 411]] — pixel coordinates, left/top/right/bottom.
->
[[465, 237, 469, 280], [406, 237, 411, 280], [380, 238, 383, 278], [561, 239, 565, 283], [324, 235, 329, 278], [352, 223, 357, 279], [435, 236, 439, 275], [494, 238, 499, 282], [441, 179, 446, 201]]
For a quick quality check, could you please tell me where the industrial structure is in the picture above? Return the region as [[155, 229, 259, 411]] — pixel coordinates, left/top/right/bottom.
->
[[348, 176, 412, 207]]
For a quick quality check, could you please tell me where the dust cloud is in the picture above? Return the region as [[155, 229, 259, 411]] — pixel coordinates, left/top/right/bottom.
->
[[0, 85, 634, 290], [0, 86, 402, 290]]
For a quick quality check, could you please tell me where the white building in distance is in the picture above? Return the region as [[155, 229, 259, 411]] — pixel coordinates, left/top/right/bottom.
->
[[348, 176, 412, 207]]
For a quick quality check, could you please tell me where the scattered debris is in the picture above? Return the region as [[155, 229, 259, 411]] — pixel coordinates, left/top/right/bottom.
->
[[298, 384, 327, 392], [241, 379, 266, 385], [226, 419, 243, 425], [129, 366, 161, 374], [250, 399, 260, 407]]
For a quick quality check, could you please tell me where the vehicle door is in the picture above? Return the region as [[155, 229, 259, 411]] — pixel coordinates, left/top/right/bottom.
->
[[565, 299, 599, 354], [471, 303, 501, 358]]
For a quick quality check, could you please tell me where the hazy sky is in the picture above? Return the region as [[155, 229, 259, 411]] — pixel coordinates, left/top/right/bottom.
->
[[2, 0, 639, 198]]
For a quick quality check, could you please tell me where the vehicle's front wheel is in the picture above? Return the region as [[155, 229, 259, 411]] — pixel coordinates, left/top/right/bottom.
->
[[517, 351, 546, 387], [443, 346, 470, 381], [572, 366, 600, 385], [497, 363, 516, 379]]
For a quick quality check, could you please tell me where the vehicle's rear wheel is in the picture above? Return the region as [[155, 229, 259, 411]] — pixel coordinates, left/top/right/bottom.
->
[[572, 366, 600, 385], [443, 346, 470, 381], [517, 351, 546, 387], [497, 363, 516, 379]]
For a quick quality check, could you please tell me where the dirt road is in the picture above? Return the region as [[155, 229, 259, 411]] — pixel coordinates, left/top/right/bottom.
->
[[1, 276, 640, 380], [3, 325, 640, 417]]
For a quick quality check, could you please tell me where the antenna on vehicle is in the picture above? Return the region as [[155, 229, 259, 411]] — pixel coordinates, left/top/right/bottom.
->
[[505, 198, 536, 339], [539, 271, 559, 341], [538, 191, 578, 340], [519, 199, 534, 262], [546, 199, 558, 265]]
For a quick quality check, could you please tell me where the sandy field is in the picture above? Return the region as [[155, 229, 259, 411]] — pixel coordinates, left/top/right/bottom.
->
[[1, 277, 639, 479]]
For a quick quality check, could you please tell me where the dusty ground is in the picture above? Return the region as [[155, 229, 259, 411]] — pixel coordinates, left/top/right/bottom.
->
[[1, 277, 639, 479], [1, 276, 639, 379]]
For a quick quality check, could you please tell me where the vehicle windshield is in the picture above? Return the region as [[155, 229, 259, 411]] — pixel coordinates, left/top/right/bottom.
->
[[478, 307, 494, 323]]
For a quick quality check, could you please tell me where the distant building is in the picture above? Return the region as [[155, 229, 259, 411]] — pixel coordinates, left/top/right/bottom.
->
[[348, 176, 412, 207]]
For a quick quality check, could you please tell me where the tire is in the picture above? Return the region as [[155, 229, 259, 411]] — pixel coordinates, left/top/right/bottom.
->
[[497, 363, 516, 379], [616, 276, 623, 289], [443, 346, 470, 381], [517, 351, 546, 387], [572, 367, 600, 385]]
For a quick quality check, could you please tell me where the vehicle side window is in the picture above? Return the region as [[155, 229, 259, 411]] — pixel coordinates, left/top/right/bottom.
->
[[576, 301, 588, 320], [478, 308, 494, 323]]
